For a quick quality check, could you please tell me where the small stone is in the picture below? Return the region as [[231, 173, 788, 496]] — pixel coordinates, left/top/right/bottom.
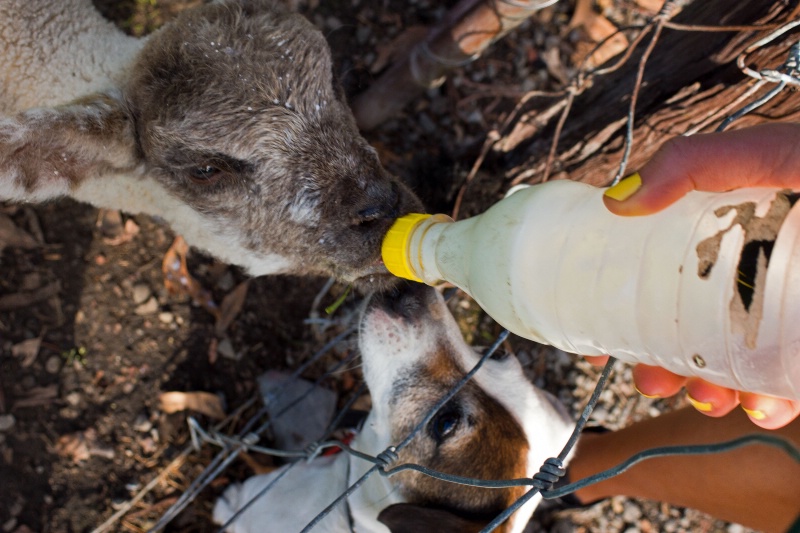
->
[[132, 283, 151, 305], [0, 414, 16, 432], [9, 498, 24, 517], [217, 271, 235, 291], [134, 296, 159, 316], [45, 355, 62, 374], [158, 312, 174, 324], [217, 338, 239, 360], [138, 436, 157, 454], [110, 498, 128, 511], [622, 503, 642, 523], [356, 26, 371, 45], [325, 16, 342, 31], [133, 414, 152, 433], [65, 391, 82, 406]]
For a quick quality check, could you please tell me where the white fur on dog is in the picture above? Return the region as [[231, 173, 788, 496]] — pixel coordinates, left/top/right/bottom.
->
[[214, 289, 572, 533]]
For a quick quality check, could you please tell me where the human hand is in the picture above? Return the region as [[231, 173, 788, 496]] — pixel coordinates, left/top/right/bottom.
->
[[599, 123, 800, 429]]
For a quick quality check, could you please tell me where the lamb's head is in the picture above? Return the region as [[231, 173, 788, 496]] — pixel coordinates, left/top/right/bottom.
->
[[0, 0, 422, 290]]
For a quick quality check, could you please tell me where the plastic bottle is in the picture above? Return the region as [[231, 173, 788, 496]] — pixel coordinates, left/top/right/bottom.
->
[[381, 180, 800, 400]]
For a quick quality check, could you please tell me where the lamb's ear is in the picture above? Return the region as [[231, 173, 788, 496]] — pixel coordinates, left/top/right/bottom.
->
[[0, 92, 138, 203], [377, 503, 494, 533]]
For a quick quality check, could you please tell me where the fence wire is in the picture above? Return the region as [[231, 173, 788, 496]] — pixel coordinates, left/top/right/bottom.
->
[[94, 4, 800, 533]]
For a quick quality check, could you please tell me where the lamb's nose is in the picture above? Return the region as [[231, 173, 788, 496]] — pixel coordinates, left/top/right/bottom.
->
[[353, 182, 399, 226]]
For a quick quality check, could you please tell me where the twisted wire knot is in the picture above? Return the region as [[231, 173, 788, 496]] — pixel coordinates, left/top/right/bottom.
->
[[304, 441, 323, 462], [375, 446, 399, 471], [530, 457, 566, 491], [242, 432, 259, 446]]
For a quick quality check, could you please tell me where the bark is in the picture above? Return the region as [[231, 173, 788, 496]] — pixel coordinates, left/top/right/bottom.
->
[[490, 0, 800, 188]]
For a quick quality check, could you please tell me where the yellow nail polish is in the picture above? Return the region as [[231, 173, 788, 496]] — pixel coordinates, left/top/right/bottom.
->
[[742, 407, 766, 420], [634, 385, 660, 399], [686, 394, 713, 412], [604, 173, 643, 202]]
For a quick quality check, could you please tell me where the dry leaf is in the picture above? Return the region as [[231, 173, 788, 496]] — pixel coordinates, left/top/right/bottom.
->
[[103, 217, 141, 246], [55, 428, 114, 463], [0, 281, 61, 312], [568, 0, 629, 68], [159, 391, 226, 420], [370, 26, 429, 73], [12, 385, 58, 409], [11, 337, 42, 368], [634, 0, 665, 12], [162, 236, 220, 319], [55, 431, 91, 463], [208, 336, 219, 365], [215, 279, 250, 336], [97, 208, 123, 238], [0, 213, 39, 251]]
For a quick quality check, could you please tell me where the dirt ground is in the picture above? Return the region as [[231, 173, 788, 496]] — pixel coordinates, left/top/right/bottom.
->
[[0, 0, 771, 532]]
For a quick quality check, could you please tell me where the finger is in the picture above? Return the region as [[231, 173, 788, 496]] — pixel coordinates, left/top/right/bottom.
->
[[584, 355, 609, 366], [603, 123, 800, 216], [739, 392, 800, 430], [631, 364, 686, 398], [684, 378, 739, 418]]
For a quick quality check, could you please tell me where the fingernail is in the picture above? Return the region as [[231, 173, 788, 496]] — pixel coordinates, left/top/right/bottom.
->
[[742, 406, 766, 420], [604, 173, 642, 202], [686, 394, 713, 412], [634, 385, 660, 399]]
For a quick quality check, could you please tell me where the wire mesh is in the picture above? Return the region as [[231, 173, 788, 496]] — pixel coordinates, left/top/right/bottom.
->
[[94, 3, 800, 532]]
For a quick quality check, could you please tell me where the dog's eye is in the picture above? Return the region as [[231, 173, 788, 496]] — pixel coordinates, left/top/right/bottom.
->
[[489, 349, 512, 361], [189, 165, 223, 184], [429, 407, 460, 443]]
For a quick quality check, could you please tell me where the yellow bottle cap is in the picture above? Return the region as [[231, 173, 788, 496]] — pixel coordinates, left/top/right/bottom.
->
[[381, 213, 432, 282]]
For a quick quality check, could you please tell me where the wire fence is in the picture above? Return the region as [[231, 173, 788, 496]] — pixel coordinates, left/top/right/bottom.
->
[[93, 3, 800, 532]]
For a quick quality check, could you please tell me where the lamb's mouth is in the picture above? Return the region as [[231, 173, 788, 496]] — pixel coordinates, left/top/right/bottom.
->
[[350, 262, 400, 290]]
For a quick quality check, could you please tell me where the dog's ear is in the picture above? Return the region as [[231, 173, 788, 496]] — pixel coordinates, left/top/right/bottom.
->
[[378, 503, 496, 533], [0, 92, 138, 202]]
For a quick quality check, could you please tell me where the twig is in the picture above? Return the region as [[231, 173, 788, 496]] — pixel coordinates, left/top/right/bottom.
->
[[612, 1, 676, 184]]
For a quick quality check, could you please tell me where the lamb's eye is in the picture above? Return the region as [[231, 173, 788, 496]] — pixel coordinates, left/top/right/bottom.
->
[[189, 165, 222, 184]]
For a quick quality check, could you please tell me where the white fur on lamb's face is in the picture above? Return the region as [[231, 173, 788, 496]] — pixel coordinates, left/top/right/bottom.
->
[[0, 0, 422, 289], [359, 284, 573, 533]]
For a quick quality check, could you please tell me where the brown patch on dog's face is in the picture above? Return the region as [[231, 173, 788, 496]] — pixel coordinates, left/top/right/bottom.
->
[[123, 0, 422, 287], [387, 347, 530, 528]]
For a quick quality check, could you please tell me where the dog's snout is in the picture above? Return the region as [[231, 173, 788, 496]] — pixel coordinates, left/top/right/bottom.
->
[[370, 281, 435, 320]]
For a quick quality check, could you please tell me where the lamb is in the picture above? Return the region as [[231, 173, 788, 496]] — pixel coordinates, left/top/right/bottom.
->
[[0, 0, 422, 289]]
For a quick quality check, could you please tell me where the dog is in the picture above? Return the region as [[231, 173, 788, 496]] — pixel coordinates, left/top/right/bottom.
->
[[213, 283, 573, 532]]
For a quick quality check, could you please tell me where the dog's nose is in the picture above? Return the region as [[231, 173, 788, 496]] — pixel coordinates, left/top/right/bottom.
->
[[374, 281, 434, 319]]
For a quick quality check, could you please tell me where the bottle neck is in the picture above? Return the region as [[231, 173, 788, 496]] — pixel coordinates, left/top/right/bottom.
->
[[410, 214, 479, 289]]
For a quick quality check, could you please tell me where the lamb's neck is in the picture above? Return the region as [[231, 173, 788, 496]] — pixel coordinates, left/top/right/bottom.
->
[[71, 172, 295, 276], [0, 0, 145, 113]]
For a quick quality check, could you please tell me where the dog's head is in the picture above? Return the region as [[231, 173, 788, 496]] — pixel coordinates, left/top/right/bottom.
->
[[359, 283, 573, 533]]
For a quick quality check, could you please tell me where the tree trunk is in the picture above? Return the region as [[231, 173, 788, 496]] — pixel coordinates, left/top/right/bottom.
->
[[489, 0, 800, 188]]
